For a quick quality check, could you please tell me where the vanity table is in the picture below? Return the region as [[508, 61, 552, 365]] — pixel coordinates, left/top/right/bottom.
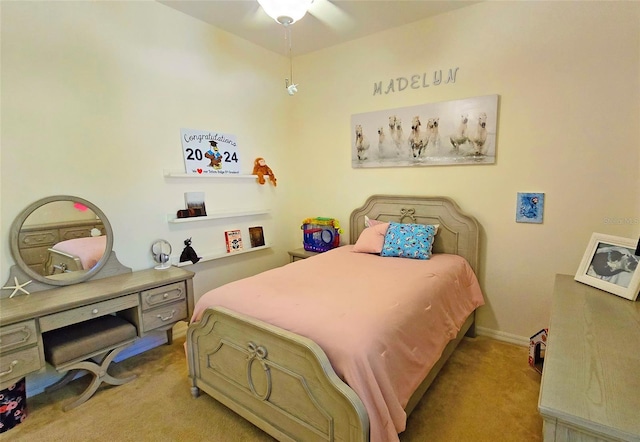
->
[[0, 265, 194, 389], [0, 195, 194, 393]]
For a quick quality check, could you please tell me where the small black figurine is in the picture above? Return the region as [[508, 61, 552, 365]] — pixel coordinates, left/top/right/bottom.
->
[[179, 237, 201, 264]]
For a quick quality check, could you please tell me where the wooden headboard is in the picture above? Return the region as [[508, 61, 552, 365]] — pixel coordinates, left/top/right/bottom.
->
[[349, 195, 480, 273]]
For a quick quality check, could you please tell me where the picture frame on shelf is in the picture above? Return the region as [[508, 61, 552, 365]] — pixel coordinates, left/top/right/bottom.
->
[[249, 226, 265, 248], [182, 192, 207, 217], [225, 229, 243, 253], [575, 233, 640, 301]]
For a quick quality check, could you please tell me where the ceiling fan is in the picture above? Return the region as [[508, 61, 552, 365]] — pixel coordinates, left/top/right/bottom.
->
[[251, 0, 354, 95], [256, 0, 353, 29]]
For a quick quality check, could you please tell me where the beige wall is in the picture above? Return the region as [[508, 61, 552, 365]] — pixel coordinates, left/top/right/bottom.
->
[[1, 1, 295, 302], [285, 1, 640, 341], [2, 1, 639, 343]]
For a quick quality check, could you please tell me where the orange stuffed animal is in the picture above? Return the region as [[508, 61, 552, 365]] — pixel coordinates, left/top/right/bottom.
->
[[252, 157, 277, 186]]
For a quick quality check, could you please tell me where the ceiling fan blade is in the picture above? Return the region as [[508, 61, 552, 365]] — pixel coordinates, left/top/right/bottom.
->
[[308, 0, 355, 31], [240, 2, 274, 28]]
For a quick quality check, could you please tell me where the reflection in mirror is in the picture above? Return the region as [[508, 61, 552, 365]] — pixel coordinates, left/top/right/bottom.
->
[[10, 195, 114, 287]]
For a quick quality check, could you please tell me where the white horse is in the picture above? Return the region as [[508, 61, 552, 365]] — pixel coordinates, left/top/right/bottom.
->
[[450, 114, 469, 153], [355, 124, 370, 160], [409, 116, 426, 158]]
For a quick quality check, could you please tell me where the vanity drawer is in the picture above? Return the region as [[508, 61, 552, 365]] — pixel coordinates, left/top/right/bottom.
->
[[0, 346, 42, 385], [18, 229, 59, 249], [19, 245, 53, 267], [140, 282, 186, 311], [142, 301, 187, 332], [59, 225, 103, 241], [39, 294, 139, 333], [0, 320, 38, 354]]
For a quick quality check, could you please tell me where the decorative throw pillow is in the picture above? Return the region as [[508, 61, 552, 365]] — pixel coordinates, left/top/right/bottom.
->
[[353, 222, 390, 254], [364, 215, 385, 228], [380, 222, 436, 260]]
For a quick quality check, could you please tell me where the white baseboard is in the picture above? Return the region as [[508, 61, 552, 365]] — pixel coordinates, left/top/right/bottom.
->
[[475, 326, 530, 347]]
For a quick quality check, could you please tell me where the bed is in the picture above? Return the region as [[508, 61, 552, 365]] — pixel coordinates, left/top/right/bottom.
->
[[45, 235, 107, 275], [186, 195, 484, 442]]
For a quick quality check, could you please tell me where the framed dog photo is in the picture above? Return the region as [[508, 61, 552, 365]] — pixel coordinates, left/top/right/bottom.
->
[[575, 233, 640, 301]]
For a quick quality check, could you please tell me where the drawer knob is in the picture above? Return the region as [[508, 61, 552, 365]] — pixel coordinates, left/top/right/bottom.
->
[[92, 308, 99, 314], [163, 293, 168, 299], [0, 360, 18, 377]]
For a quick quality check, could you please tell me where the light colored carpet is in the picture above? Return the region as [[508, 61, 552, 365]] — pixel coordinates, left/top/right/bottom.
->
[[0, 335, 542, 441]]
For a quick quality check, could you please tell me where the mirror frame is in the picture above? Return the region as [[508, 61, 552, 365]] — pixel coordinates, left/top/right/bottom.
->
[[9, 195, 114, 287]]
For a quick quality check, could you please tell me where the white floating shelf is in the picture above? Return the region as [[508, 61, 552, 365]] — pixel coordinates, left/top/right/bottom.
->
[[164, 169, 259, 179], [167, 209, 270, 223], [172, 244, 271, 266]]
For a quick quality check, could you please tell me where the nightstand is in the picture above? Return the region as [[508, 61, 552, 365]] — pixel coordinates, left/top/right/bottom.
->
[[287, 248, 319, 262]]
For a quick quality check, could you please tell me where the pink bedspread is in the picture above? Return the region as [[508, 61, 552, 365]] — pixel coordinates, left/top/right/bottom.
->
[[51, 235, 106, 270], [191, 246, 484, 442]]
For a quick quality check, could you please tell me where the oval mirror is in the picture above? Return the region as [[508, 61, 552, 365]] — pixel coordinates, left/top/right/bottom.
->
[[9, 195, 114, 286]]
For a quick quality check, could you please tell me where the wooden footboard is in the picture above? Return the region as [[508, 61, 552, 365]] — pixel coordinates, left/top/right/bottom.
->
[[187, 307, 475, 441], [45, 248, 83, 275], [187, 307, 369, 442]]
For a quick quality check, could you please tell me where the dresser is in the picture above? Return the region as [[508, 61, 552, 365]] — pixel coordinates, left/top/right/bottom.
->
[[0, 266, 194, 390], [538, 274, 640, 441]]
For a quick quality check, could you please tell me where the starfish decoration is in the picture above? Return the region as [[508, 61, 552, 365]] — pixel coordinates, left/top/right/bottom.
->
[[2, 277, 32, 298]]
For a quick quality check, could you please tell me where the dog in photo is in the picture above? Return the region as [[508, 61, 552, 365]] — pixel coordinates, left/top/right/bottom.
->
[[591, 249, 638, 277]]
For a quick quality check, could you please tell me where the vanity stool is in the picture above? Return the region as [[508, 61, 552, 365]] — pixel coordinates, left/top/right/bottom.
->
[[42, 315, 137, 411]]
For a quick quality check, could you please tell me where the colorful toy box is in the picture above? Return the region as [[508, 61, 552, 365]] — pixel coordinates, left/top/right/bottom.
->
[[301, 217, 342, 252], [529, 328, 548, 374]]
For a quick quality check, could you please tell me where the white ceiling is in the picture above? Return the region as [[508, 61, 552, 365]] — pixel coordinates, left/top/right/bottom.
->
[[158, 0, 480, 56]]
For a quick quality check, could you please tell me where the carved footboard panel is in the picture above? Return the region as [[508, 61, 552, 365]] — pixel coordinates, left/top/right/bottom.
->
[[187, 307, 369, 442]]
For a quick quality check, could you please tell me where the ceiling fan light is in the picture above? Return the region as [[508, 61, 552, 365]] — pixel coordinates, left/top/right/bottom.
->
[[257, 0, 314, 25]]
